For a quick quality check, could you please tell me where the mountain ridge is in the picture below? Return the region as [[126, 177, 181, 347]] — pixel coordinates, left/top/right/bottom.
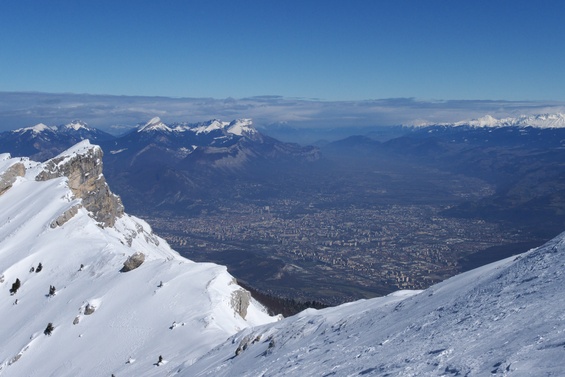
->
[[413, 113, 565, 129], [0, 142, 275, 376]]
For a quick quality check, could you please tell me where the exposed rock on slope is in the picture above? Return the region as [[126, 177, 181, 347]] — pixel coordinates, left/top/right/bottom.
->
[[120, 252, 145, 272], [35, 140, 124, 227], [0, 156, 25, 196]]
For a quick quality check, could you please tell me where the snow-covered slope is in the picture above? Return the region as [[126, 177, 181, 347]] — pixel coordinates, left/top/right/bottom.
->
[[0, 143, 275, 377], [181, 233, 565, 376]]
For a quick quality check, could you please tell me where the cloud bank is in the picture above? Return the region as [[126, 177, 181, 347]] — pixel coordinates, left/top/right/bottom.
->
[[1, 92, 564, 135]]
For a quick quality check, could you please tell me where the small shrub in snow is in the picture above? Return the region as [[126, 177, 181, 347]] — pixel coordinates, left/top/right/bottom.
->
[[29, 266, 34, 273], [9, 278, 21, 295], [44, 322, 54, 336], [48, 285, 56, 296], [154, 355, 164, 366], [35, 263, 43, 273], [84, 303, 96, 315]]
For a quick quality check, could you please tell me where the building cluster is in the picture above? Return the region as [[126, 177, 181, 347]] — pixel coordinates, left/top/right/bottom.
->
[[148, 199, 528, 304]]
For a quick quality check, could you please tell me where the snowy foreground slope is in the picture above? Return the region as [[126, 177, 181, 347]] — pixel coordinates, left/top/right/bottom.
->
[[182, 236, 565, 376], [0, 141, 275, 377]]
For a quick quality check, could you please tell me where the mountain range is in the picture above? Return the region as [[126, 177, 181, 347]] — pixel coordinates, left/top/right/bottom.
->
[[0, 117, 320, 213], [1, 139, 564, 375], [321, 116, 565, 237]]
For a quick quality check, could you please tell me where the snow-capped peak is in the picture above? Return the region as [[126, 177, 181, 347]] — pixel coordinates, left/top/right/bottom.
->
[[227, 119, 257, 136], [191, 119, 230, 134], [63, 120, 91, 131], [463, 114, 499, 127], [138, 117, 172, 133], [15, 123, 54, 134]]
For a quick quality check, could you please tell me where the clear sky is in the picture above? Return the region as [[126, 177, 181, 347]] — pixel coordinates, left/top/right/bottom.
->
[[1, 0, 564, 102]]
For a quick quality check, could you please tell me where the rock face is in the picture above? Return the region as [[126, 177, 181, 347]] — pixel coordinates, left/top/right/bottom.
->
[[36, 141, 124, 227], [50, 204, 81, 228], [0, 161, 25, 196], [120, 252, 146, 272], [230, 289, 251, 319]]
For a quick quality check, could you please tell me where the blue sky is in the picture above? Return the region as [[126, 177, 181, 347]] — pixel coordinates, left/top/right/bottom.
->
[[1, 0, 564, 102]]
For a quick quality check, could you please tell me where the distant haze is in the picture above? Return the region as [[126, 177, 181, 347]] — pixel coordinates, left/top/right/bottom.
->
[[1, 92, 564, 138]]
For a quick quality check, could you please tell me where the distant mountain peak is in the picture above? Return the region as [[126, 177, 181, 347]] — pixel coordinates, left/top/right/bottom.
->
[[16, 123, 54, 134], [227, 119, 257, 136], [138, 116, 172, 132], [191, 119, 229, 134], [63, 120, 91, 131]]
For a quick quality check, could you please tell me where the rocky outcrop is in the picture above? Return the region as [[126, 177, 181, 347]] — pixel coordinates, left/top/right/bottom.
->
[[36, 142, 123, 227], [120, 252, 145, 272], [0, 161, 26, 196], [50, 204, 82, 228], [230, 289, 251, 319]]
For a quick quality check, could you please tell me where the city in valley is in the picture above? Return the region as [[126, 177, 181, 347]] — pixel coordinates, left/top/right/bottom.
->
[[149, 196, 537, 305]]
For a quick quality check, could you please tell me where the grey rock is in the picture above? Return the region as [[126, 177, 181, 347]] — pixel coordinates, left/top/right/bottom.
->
[[230, 289, 251, 319], [120, 252, 145, 272], [50, 204, 82, 228], [0, 162, 26, 196]]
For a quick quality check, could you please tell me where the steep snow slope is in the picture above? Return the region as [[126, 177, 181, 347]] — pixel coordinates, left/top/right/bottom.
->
[[0, 143, 275, 377], [181, 234, 565, 376]]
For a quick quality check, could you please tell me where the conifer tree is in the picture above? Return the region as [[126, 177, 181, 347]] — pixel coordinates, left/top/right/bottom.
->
[[44, 322, 54, 336], [9, 278, 21, 295]]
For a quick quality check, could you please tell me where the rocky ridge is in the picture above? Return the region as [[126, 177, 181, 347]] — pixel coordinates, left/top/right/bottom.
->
[[35, 140, 124, 227]]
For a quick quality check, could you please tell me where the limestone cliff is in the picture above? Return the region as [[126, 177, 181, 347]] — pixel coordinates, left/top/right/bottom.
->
[[36, 141, 124, 227]]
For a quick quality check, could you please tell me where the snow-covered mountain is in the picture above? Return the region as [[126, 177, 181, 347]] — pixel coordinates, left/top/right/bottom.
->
[[0, 141, 275, 376], [0, 121, 115, 161], [181, 232, 565, 376], [416, 113, 565, 129], [134, 117, 259, 139]]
